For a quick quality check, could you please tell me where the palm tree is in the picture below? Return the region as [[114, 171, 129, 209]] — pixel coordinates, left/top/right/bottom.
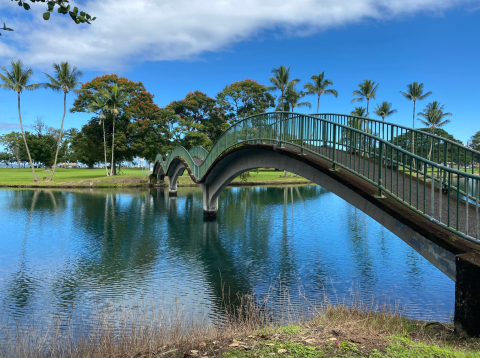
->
[[267, 66, 300, 111], [102, 84, 128, 176], [303, 71, 338, 112], [349, 106, 372, 156], [400, 82, 432, 158], [351, 80, 379, 117], [351, 107, 366, 118], [87, 95, 109, 176], [374, 101, 397, 121], [285, 88, 311, 112], [417, 101, 452, 161], [0, 60, 42, 181], [43, 62, 83, 181]]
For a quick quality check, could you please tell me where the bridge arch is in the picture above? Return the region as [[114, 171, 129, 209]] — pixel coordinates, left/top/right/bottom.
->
[[152, 112, 480, 336], [190, 145, 457, 280]]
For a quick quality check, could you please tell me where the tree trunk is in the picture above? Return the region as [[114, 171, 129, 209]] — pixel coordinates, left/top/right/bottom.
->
[[48, 91, 67, 181], [111, 157, 116, 175], [317, 94, 320, 113], [14, 147, 20, 169], [88, 163, 95, 169], [111, 111, 116, 176], [428, 127, 435, 161], [18, 92, 39, 181], [102, 117, 109, 176], [412, 101, 416, 168]]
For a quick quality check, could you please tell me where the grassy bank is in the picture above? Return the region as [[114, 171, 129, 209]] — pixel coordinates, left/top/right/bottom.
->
[[2, 299, 479, 358], [0, 168, 311, 188]]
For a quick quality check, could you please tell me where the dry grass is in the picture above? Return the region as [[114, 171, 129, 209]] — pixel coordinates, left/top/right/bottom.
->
[[1, 289, 479, 358]]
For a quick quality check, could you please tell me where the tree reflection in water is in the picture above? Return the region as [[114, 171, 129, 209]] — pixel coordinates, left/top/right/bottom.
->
[[0, 185, 455, 333]]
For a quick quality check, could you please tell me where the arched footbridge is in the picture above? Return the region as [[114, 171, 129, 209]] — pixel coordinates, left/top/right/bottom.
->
[[153, 112, 480, 336]]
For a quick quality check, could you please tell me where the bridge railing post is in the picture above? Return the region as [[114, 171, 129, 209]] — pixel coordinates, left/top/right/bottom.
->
[[332, 124, 337, 170], [377, 139, 383, 197], [300, 115, 305, 155]]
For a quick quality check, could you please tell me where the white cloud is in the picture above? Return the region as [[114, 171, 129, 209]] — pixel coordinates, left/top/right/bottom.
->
[[0, 0, 470, 71]]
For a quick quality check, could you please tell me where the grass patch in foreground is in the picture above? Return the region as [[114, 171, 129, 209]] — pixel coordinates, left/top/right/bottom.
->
[[0, 168, 148, 186], [2, 296, 480, 358]]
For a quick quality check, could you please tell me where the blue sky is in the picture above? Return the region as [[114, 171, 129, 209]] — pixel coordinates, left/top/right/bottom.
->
[[0, 0, 479, 145]]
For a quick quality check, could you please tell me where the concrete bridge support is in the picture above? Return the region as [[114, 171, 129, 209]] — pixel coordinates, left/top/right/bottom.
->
[[167, 161, 185, 196], [201, 183, 218, 218], [455, 254, 480, 336]]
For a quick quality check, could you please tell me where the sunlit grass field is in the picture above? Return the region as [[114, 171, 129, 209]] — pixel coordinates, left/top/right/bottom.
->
[[0, 168, 310, 187], [0, 168, 148, 186]]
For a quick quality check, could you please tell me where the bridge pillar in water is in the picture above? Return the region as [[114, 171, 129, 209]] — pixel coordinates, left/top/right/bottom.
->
[[201, 183, 218, 219], [156, 172, 165, 185], [168, 161, 185, 196], [455, 253, 480, 336]]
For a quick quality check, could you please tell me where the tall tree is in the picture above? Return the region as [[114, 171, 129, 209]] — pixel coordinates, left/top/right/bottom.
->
[[72, 74, 160, 172], [303, 71, 338, 112], [43, 62, 83, 180], [86, 95, 109, 175], [216, 79, 275, 123], [0, 132, 22, 168], [168, 90, 227, 148], [284, 88, 311, 112], [351, 106, 366, 118], [469, 131, 480, 153], [267, 66, 300, 111], [0, 60, 42, 181], [128, 108, 175, 161], [417, 101, 452, 160], [0, 152, 12, 167], [351, 80, 378, 117], [69, 126, 104, 168], [374, 101, 397, 121], [102, 84, 128, 176], [400, 82, 432, 158]]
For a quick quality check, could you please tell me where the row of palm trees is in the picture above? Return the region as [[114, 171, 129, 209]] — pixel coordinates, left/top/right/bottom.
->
[[267, 66, 452, 160], [267, 65, 451, 127], [85, 85, 128, 177], [0, 59, 128, 180], [0, 60, 83, 181]]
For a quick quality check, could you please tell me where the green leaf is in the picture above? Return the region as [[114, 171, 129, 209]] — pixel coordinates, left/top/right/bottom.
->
[[92, 17, 96, 21], [18, 0, 23, 6], [43, 11, 51, 20], [73, 6, 78, 15], [23, 2, 31, 10]]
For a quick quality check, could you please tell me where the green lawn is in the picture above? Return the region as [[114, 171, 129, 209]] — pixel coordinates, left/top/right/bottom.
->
[[0, 168, 311, 187], [0, 168, 148, 186], [177, 168, 311, 185]]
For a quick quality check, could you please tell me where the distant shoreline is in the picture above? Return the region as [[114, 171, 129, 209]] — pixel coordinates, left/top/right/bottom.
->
[[0, 180, 313, 189], [0, 168, 312, 189]]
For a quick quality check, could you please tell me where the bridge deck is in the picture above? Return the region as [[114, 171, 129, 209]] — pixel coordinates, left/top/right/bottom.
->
[[279, 143, 477, 241], [177, 142, 477, 242]]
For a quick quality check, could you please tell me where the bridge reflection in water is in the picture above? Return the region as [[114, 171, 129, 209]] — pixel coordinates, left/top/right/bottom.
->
[[153, 112, 480, 336], [0, 187, 454, 334]]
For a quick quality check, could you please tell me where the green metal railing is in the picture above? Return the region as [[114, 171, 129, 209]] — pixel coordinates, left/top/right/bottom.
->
[[155, 112, 480, 244], [189, 146, 209, 160]]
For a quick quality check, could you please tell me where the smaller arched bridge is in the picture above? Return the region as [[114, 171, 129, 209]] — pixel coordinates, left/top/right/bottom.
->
[[153, 112, 480, 336]]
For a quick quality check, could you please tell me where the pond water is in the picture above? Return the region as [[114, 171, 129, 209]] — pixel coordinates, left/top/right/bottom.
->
[[0, 185, 454, 333]]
